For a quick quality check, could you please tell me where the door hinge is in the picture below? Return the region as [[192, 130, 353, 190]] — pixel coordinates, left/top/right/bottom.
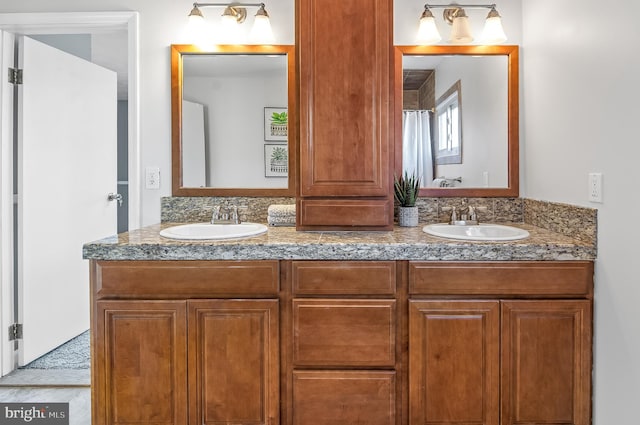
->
[[8, 323, 23, 341], [8, 68, 23, 85]]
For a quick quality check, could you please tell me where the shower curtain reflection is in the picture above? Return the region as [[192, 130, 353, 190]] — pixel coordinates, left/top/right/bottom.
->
[[402, 110, 433, 187]]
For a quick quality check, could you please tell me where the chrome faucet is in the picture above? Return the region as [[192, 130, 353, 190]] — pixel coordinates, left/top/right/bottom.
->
[[445, 205, 481, 225], [211, 205, 240, 224]]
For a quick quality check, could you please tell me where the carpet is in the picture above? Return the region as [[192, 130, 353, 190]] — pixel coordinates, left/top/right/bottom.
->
[[22, 330, 90, 370]]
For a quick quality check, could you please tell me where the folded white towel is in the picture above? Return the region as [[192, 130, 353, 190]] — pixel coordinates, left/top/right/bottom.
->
[[267, 215, 296, 227], [267, 204, 296, 218]]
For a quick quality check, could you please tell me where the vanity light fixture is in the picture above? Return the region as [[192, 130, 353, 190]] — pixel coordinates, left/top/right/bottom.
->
[[187, 2, 274, 44], [417, 3, 507, 45]]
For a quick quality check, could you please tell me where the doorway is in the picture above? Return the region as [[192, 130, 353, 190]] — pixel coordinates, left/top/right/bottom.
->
[[0, 11, 140, 377]]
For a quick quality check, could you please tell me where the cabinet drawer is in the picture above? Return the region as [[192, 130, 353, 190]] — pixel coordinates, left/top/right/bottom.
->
[[293, 299, 396, 366], [292, 261, 396, 295], [409, 261, 593, 297], [293, 371, 396, 425], [297, 199, 392, 229], [93, 260, 279, 299]]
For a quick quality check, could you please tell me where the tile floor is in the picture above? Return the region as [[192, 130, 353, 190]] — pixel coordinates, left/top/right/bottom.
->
[[0, 370, 91, 424]]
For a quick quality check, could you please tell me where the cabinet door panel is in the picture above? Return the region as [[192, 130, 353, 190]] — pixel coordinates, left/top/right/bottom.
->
[[501, 300, 592, 425], [293, 371, 396, 425], [188, 300, 279, 425], [94, 301, 187, 425], [409, 300, 499, 425], [298, 0, 391, 197], [293, 299, 396, 366]]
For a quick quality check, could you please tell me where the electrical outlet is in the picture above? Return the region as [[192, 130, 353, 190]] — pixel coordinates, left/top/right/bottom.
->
[[588, 172, 603, 203], [146, 166, 160, 190]]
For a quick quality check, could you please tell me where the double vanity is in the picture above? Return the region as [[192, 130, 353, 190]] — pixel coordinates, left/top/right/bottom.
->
[[88, 0, 596, 423], [84, 218, 595, 425]]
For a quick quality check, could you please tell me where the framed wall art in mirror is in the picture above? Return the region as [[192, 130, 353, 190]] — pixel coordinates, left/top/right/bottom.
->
[[264, 107, 288, 142], [395, 45, 519, 197], [171, 44, 296, 196]]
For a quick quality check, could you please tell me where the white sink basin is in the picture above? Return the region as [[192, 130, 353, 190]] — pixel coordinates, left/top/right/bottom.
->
[[423, 223, 530, 241], [160, 223, 268, 240]]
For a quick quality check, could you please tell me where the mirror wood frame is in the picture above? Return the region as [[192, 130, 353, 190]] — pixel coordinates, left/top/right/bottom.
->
[[394, 45, 519, 197], [171, 44, 297, 197]]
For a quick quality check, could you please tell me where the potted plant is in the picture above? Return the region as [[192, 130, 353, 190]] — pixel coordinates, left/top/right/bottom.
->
[[394, 172, 421, 227]]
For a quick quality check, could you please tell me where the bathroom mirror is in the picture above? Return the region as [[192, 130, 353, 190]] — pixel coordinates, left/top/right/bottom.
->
[[395, 45, 519, 197], [171, 44, 296, 196]]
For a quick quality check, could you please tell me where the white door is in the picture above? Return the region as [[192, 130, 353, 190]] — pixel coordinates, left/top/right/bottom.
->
[[17, 36, 117, 365], [182, 100, 206, 187]]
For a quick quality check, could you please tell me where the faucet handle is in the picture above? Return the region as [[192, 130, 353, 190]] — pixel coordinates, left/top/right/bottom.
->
[[211, 205, 221, 224], [467, 206, 477, 221], [230, 205, 240, 224], [441, 206, 458, 224]]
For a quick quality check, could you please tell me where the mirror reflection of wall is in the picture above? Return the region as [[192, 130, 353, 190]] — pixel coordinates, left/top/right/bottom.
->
[[402, 55, 508, 189], [182, 54, 288, 189]]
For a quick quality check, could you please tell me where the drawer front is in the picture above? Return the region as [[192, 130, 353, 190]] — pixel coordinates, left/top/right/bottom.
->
[[293, 299, 396, 367], [297, 199, 392, 229], [293, 371, 396, 425], [292, 261, 396, 295], [409, 261, 593, 297], [93, 260, 279, 299]]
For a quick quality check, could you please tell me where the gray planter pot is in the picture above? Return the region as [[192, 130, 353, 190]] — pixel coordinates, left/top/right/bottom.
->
[[398, 206, 419, 227]]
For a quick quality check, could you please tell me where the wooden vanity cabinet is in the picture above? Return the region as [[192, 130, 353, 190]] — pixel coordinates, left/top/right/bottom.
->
[[296, 0, 394, 230], [408, 261, 593, 425], [288, 261, 400, 425], [90, 259, 594, 425], [91, 261, 280, 425]]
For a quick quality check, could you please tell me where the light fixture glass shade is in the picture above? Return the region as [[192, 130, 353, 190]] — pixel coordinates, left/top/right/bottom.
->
[[450, 16, 473, 44], [187, 5, 204, 27], [481, 9, 507, 44], [250, 6, 275, 44], [219, 6, 242, 43], [416, 9, 441, 45], [221, 6, 239, 25], [187, 5, 207, 42]]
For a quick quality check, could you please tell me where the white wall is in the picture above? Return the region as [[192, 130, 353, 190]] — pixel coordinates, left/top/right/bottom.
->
[[0, 0, 295, 226], [522, 0, 640, 423]]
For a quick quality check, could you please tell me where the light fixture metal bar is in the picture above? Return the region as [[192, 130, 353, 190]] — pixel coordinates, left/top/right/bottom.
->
[[424, 3, 497, 9], [192, 2, 265, 8]]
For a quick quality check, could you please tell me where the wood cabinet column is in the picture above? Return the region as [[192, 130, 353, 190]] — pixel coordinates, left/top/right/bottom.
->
[[297, 0, 394, 230]]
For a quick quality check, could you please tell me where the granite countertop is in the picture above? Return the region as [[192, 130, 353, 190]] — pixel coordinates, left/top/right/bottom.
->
[[82, 222, 596, 262]]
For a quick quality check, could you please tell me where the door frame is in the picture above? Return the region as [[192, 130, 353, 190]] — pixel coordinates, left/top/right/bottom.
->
[[0, 29, 16, 376], [0, 11, 140, 376]]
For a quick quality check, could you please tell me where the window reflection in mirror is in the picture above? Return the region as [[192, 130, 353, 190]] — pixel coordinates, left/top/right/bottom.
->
[[171, 45, 296, 197], [396, 45, 519, 198], [435, 80, 462, 167]]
